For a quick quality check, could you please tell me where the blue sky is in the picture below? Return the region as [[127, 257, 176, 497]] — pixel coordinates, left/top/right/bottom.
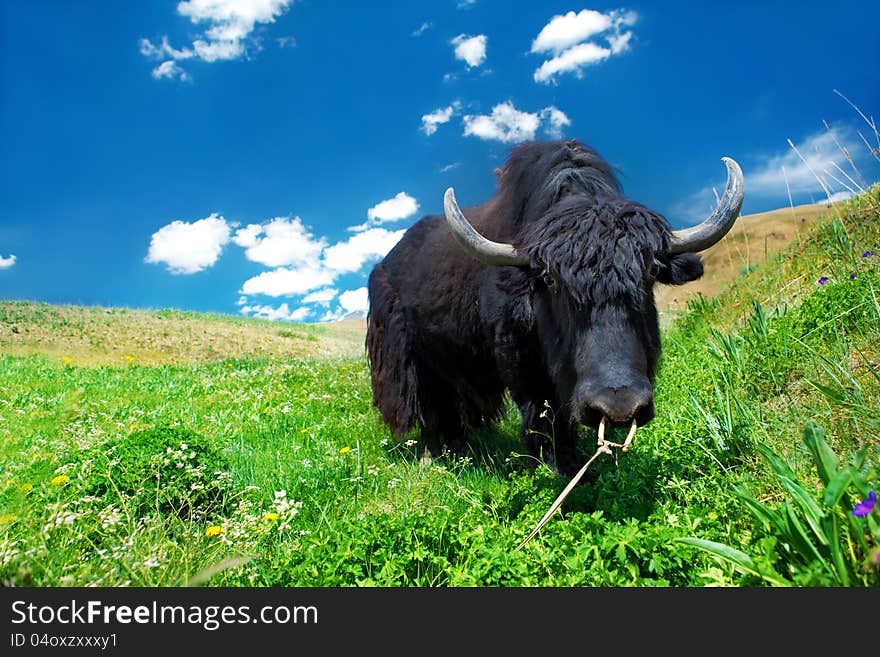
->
[[1, 1, 879, 322]]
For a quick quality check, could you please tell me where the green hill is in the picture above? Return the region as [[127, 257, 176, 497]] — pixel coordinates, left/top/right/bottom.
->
[[0, 187, 878, 587]]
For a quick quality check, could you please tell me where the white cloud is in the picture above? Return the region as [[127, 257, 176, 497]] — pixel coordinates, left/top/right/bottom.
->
[[463, 102, 570, 144], [440, 162, 461, 173], [0, 254, 16, 269], [672, 123, 878, 224], [240, 302, 311, 322], [232, 216, 326, 268], [231, 223, 263, 249], [748, 126, 869, 197], [177, 0, 293, 39], [540, 106, 571, 138], [350, 192, 420, 232], [411, 22, 431, 37], [451, 34, 488, 68], [141, 0, 294, 80], [368, 192, 419, 222], [339, 287, 369, 314], [816, 190, 855, 204], [302, 287, 338, 305], [457, 0, 477, 8], [234, 215, 404, 300], [191, 38, 245, 62], [464, 102, 541, 143], [609, 30, 633, 54], [531, 9, 614, 54], [323, 228, 406, 273], [145, 213, 231, 274], [421, 102, 460, 136], [319, 286, 370, 322], [151, 60, 191, 82], [148, 191, 411, 318], [531, 9, 637, 84], [226, 205, 405, 304], [534, 43, 611, 83], [239, 264, 335, 297], [139, 36, 194, 60]]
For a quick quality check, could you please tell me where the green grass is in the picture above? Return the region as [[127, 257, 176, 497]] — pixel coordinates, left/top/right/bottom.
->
[[1, 188, 878, 587]]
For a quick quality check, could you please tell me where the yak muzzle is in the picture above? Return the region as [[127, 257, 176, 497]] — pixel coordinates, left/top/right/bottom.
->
[[575, 378, 655, 427]]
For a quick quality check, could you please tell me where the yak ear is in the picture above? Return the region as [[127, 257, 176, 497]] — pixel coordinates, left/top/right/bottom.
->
[[657, 253, 703, 286]]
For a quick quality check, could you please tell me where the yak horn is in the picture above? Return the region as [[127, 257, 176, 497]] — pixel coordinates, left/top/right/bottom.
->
[[444, 188, 529, 267], [670, 157, 745, 254]]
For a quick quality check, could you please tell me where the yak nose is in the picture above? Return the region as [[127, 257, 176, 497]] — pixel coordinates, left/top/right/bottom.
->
[[577, 379, 655, 425]]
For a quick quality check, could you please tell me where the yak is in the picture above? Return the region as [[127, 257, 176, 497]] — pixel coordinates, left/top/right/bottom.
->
[[366, 139, 744, 475]]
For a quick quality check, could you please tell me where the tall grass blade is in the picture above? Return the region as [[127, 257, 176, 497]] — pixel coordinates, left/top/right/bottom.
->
[[801, 422, 840, 485], [674, 538, 791, 587]]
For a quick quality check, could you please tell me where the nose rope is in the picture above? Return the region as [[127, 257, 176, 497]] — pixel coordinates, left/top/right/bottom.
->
[[516, 416, 638, 551]]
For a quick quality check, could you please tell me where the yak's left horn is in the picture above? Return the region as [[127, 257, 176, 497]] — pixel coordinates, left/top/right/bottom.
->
[[670, 157, 745, 254], [444, 188, 529, 267]]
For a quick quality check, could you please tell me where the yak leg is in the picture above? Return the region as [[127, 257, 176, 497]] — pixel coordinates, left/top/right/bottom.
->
[[419, 418, 466, 461], [417, 374, 467, 460], [518, 400, 580, 477], [420, 419, 465, 461]]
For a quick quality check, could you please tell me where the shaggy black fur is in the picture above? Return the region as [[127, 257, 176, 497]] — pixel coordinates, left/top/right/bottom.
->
[[366, 139, 703, 474]]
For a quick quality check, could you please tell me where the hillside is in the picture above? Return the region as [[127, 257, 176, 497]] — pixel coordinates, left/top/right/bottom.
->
[[655, 200, 844, 311], [0, 303, 366, 366]]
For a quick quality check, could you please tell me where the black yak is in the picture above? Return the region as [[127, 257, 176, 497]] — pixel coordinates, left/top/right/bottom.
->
[[366, 139, 743, 475]]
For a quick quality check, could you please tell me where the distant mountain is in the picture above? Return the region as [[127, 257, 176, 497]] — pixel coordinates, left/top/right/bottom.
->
[[336, 310, 366, 322]]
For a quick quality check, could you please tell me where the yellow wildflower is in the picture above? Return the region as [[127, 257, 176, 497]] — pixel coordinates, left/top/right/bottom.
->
[[19, 483, 33, 493], [205, 525, 225, 538], [61, 356, 73, 364], [50, 474, 70, 486], [339, 446, 351, 455], [124, 355, 135, 363], [262, 513, 279, 522], [300, 428, 308, 434], [0, 514, 17, 524]]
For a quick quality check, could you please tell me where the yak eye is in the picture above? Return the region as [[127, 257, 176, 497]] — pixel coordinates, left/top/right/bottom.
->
[[541, 271, 557, 289], [649, 259, 662, 280]]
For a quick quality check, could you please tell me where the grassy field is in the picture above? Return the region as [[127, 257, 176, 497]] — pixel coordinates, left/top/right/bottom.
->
[[1, 188, 878, 587]]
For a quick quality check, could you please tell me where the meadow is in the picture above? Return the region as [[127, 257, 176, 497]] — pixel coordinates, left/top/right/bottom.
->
[[1, 188, 878, 587]]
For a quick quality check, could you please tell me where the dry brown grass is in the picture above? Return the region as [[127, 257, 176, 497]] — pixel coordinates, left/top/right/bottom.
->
[[654, 200, 840, 311], [0, 302, 367, 367]]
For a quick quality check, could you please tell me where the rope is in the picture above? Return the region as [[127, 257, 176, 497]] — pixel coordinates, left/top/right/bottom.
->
[[515, 417, 637, 551]]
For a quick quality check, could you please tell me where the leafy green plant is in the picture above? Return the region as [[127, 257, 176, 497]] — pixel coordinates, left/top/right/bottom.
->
[[706, 328, 745, 378], [806, 347, 880, 434], [83, 426, 234, 518], [676, 421, 879, 586], [685, 368, 754, 465], [793, 269, 880, 338]]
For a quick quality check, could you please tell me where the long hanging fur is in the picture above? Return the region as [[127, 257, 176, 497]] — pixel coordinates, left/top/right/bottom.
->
[[365, 262, 419, 435]]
